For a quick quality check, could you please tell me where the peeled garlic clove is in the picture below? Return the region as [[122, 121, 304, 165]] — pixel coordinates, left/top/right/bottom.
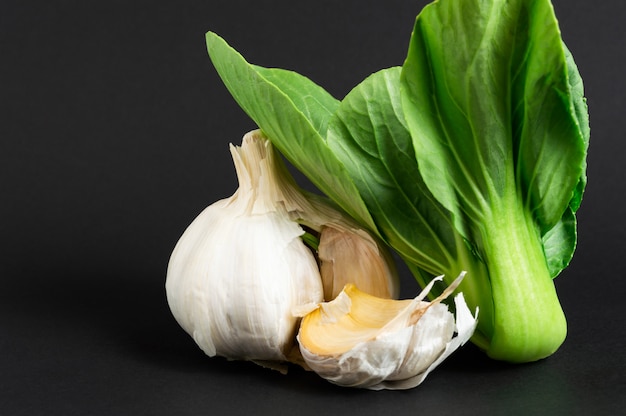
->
[[297, 273, 478, 390], [318, 225, 399, 301], [166, 131, 324, 365]]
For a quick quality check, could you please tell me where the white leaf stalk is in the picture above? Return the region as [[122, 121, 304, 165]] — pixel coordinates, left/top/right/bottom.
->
[[297, 273, 479, 390], [166, 130, 398, 371]]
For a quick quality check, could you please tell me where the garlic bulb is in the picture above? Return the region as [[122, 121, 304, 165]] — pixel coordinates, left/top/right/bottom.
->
[[297, 273, 478, 390], [166, 130, 398, 369]]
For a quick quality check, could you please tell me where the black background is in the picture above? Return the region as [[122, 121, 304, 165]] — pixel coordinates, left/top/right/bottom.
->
[[1, 0, 624, 415]]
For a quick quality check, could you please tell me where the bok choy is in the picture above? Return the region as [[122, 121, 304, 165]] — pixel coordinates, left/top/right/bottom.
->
[[205, 0, 589, 363]]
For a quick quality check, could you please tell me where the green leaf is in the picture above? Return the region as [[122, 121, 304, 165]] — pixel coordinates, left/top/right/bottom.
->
[[542, 207, 577, 277], [402, 0, 587, 233], [563, 43, 590, 213], [541, 43, 590, 278], [327, 68, 456, 274], [205, 32, 377, 231]]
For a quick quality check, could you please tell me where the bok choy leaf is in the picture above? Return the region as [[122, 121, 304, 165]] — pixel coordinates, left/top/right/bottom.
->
[[206, 34, 376, 231], [400, 0, 588, 361]]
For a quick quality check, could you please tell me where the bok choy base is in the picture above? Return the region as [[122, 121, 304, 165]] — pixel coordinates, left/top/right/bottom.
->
[[205, 0, 589, 363]]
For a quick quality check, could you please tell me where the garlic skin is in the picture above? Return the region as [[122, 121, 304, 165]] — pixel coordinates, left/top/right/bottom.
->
[[166, 130, 399, 368], [297, 274, 478, 390]]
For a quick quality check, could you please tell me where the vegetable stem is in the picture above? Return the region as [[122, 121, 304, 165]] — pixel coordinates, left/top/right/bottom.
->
[[480, 193, 567, 362]]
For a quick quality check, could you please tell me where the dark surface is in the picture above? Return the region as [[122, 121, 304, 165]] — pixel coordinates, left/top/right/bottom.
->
[[1, 1, 624, 415]]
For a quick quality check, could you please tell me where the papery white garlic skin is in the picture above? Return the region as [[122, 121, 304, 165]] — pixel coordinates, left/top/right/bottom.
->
[[297, 275, 478, 390], [165, 131, 324, 363]]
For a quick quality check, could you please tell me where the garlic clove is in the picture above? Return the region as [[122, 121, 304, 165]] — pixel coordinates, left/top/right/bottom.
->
[[297, 273, 478, 390], [318, 225, 399, 301]]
